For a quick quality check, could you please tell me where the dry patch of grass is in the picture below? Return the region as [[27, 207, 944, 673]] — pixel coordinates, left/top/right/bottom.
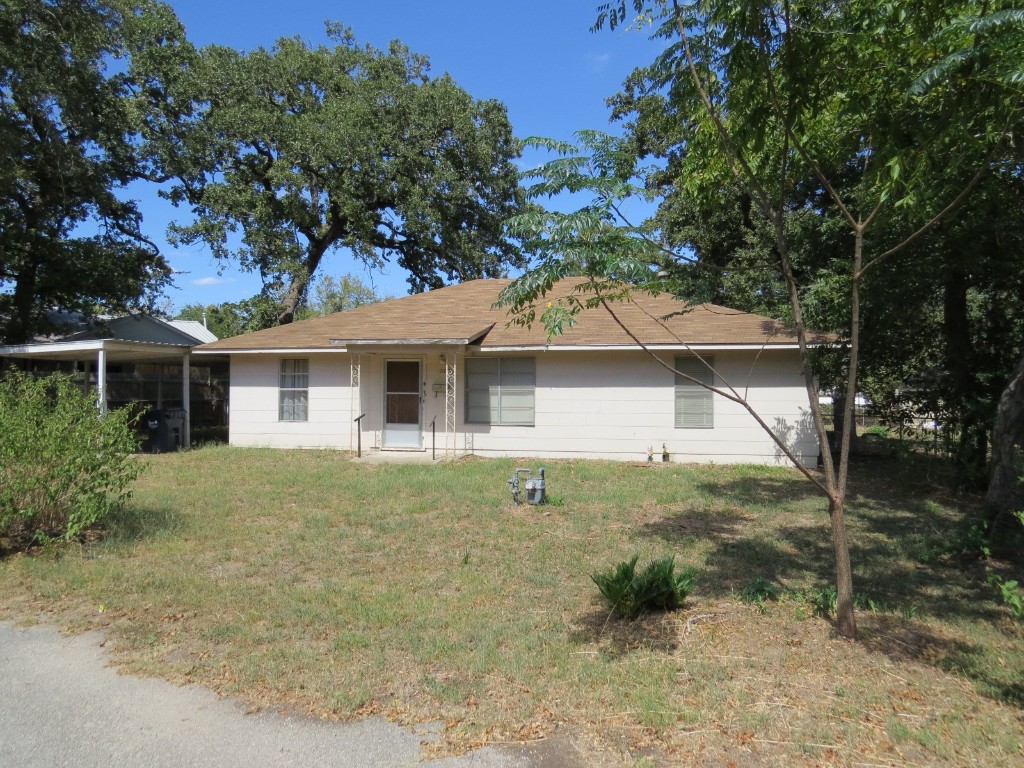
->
[[1, 448, 1022, 766]]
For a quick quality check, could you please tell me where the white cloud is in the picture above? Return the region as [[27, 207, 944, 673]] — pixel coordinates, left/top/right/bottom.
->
[[192, 276, 232, 287]]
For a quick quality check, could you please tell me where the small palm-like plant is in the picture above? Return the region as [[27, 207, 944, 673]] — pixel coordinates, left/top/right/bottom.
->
[[592, 555, 697, 619]]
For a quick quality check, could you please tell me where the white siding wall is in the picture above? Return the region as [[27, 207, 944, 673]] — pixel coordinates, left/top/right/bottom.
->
[[228, 353, 353, 449], [226, 348, 819, 466], [463, 349, 818, 467]]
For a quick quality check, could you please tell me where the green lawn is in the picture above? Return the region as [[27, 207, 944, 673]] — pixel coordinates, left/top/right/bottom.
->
[[2, 447, 1022, 765]]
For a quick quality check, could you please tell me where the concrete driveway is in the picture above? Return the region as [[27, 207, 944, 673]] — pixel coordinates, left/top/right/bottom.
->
[[0, 622, 532, 768]]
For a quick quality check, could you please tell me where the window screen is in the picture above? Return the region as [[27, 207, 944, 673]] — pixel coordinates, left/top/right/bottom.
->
[[675, 355, 714, 429], [465, 357, 535, 425]]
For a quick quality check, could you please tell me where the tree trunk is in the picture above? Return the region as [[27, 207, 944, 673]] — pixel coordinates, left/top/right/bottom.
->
[[276, 248, 327, 326], [7, 257, 39, 345], [986, 348, 1024, 543], [276, 277, 306, 326], [829, 494, 858, 638], [943, 261, 987, 485]]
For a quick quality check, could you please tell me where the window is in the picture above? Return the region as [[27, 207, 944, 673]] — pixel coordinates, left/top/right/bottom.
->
[[675, 355, 714, 428], [279, 359, 309, 421], [465, 357, 535, 425]]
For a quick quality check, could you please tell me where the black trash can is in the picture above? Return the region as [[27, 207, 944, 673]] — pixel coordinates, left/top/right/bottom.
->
[[145, 408, 187, 453]]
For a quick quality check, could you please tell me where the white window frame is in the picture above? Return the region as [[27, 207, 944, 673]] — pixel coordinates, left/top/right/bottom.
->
[[279, 358, 309, 422], [465, 357, 535, 426], [675, 355, 714, 429]]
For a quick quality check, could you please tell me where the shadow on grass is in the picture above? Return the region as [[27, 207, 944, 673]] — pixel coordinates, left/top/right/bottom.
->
[[103, 503, 185, 544], [0, 503, 181, 558], [634, 453, 1024, 707], [569, 606, 681, 659], [640, 505, 750, 544], [861, 614, 1024, 707]]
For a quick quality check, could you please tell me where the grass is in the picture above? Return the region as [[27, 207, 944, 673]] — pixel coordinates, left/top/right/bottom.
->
[[1, 447, 1022, 766]]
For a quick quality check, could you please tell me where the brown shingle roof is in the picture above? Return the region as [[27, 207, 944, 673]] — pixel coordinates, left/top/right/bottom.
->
[[195, 278, 822, 352]]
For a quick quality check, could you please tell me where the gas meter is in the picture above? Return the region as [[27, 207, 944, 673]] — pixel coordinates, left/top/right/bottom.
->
[[508, 467, 547, 506]]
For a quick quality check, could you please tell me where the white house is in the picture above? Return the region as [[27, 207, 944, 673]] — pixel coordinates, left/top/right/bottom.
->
[[194, 278, 824, 466]]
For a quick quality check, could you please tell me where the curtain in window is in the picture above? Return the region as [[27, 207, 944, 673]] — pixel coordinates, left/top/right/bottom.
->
[[279, 359, 309, 421]]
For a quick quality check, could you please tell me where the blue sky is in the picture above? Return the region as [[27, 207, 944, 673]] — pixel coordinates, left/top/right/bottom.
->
[[148, 1, 664, 312]]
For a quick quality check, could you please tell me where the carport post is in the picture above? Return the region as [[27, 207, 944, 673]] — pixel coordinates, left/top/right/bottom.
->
[[96, 345, 107, 415], [182, 351, 191, 448]]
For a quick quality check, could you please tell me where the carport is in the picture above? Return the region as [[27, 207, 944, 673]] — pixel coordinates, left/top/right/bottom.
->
[[0, 339, 197, 446], [0, 315, 225, 449]]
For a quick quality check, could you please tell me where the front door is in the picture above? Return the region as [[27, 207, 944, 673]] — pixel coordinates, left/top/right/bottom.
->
[[383, 359, 422, 449]]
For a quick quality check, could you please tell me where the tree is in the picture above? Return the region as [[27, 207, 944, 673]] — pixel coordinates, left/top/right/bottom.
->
[[503, 0, 1016, 638], [177, 273, 384, 338], [986, 351, 1024, 540], [177, 295, 279, 340], [913, 4, 1024, 535], [150, 25, 527, 326], [300, 273, 386, 317], [0, 0, 186, 344]]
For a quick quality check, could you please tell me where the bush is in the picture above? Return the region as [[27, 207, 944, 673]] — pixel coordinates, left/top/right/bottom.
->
[[0, 370, 142, 548], [592, 554, 698, 619]]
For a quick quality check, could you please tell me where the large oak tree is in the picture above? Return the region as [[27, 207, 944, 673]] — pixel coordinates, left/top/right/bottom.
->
[[151, 25, 527, 325], [0, 0, 184, 343]]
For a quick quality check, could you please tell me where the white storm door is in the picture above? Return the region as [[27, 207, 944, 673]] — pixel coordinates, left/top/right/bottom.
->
[[383, 359, 422, 449]]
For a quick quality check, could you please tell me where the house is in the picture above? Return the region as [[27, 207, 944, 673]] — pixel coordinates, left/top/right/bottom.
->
[[0, 314, 228, 448], [194, 278, 823, 466]]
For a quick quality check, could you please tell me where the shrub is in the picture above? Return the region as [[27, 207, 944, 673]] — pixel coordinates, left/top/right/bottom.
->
[[0, 370, 142, 548], [592, 554, 698, 619]]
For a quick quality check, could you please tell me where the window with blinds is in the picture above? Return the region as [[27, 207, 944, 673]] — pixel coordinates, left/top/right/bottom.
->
[[279, 358, 309, 422], [674, 355, 714, 429], [465, 357, 535, 426]]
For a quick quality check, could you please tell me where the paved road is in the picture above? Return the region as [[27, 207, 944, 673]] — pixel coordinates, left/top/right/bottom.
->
[[0, 622, 528, 768]]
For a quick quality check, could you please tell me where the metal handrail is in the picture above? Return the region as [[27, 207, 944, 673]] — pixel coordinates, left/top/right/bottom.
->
[[353, 412, 367, 457]]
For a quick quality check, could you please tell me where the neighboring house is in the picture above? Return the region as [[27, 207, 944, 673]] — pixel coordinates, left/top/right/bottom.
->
[[195, 278, 824, 466], [0, 314, 227, 447]]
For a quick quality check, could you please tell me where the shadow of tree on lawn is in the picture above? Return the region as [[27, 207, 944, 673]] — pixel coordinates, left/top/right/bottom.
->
[[632, 455, 1024, 707], [568, 606, 682, 659]]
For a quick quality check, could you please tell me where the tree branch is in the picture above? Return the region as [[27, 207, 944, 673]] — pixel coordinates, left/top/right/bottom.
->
[[590, 282, 829, 494]]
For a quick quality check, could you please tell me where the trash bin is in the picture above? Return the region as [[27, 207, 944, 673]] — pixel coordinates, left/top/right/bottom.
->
[[145, 408, 187, 453]]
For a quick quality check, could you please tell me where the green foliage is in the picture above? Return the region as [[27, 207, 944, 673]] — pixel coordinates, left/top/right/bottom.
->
[[178, 274, 385, 337], [591, 554, 698, 619], [783, 584, 885, 618], [739, 576, 780, 611], [988, 573, 1024, 620], [0, 370, 142, 548], [917, 521, 993, 563], [0, 0, 185, 343], [177, 294, 280, 339], [912, 7, 1024, 93], [150, 24, 526, 324], [299, 273, 386, 318]]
